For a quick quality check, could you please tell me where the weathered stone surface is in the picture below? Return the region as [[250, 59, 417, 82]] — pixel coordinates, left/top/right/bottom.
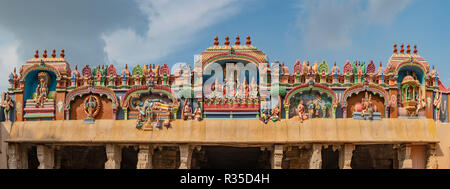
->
[[37, 145, 54, 169], [137, 145, 153, 169], [309, 144, 322, 169], [271, 145, 283, 169], [105, 144, 121, 169]]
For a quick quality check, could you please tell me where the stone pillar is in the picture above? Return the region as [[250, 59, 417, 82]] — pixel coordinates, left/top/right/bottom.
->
[[339, 144, 355, 169], [309, 144, 322, 169], [137, 145, 153, 169], [426, 144, 438, 169], [271, 145, 283, 169], [398, 144, 412, 169], [105, 144, 121, 169], [179, 144, 193, 169], [37, 145, 54, 169], [8, 143, 23, 169]]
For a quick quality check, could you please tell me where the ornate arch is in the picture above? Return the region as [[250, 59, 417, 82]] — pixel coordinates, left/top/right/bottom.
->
[[65, 86, 118, 110], [21, 63, 62, 81], [202, 53, 262, 70], [395, 57, 428, 77], [284, 82, 337, 105], [341, 82, 389, 107], [121, 85, 179, 108]]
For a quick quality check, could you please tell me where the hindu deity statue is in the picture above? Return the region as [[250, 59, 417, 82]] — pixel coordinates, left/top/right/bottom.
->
[[249, 77, 258, 99], [297, 100, 308, 123], [312, 94, 323, 118], [270, 106, 280, 122], [434, 91, 443, 121], [235, 78, 243, 99], [226, 74, 235, 99], [1, 92, 14, 121], [35, 72, 49, 108], [182, 100, 194, 120], [83, 95, 100, 119], [243, 77, 249, 99], [354, 92, 378, 119], [194, 103, 203, 121]]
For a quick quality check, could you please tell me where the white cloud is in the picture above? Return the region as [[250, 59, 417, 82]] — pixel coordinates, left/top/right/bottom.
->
[[102, 0, 239, 66], [297, 0, 412, 52], [0, 28, 21, 91]]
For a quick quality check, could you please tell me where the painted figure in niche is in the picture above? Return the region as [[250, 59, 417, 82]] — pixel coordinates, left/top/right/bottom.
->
[[434, 92, 443, 121], [313, 94, 322, 117], [270, 105, 280, 122], [182, 100, 194, 120], [83, 95, 100, 119], [415, 87, 426, 116], [297, 100, 308, 123], [249, 77, 258, 99], [35, 72, 49, 108], [194, 102, 202, 121], [307, 100, 315, 119], [354, 92, 378, 118], [1, 92, 14, 121]]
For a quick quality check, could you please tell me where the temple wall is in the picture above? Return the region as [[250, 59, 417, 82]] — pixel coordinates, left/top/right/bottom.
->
[[0, 122, 11, 169], [436, 122, 450, 169]]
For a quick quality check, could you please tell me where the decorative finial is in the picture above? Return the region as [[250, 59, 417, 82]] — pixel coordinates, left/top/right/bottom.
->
[[60, 49, 65, 58], [235, 35, 240, 46], [400, 44, 404, 54], [414, 44, 417, 55], [75, 65, 78, 70], [34, 50, 39, 58], [334, 62, 336, 66], [43, 49, 48, 58], [52, 49, 56, 58], [224, 36, 230, 47], [379, 61, 382, 67], [407, 44, 411, 54], [246, 36, 251, 47], [214, 36, 219, 47], [393, 44, 397, 54]]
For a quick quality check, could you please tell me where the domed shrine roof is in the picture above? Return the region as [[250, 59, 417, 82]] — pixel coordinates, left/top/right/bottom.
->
[[386, 44, 429, 75], [401, 75, 420, 85]]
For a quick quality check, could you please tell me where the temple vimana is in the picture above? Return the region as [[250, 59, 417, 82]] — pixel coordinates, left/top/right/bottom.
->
[[0, 36, 449, 169]]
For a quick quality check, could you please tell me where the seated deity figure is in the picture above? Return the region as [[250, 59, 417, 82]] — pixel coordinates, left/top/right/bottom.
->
[[297, 100, 308, 123], [35, 72, 49, 108], [260, 108, 270, 124], [194, 103, 202, 121], [182, 100, 194, 120], [270, 106, 280, 122], [1, 92, 14, 121]]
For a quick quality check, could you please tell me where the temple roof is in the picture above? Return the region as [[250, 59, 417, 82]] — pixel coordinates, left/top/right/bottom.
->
[[386, 44, 430, 74]]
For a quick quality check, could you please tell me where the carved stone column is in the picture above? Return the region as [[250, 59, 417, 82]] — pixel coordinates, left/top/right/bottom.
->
[[7, 143, 25, 169], [271, 145, 283, 169], [426, 144, 438, 169], [179, 144, 193, 169], [105, 144, 121, 169], [37, 145, 54, 169], [309, 144, 322, 169], [398, 144, 412, 169], [339, 144, 355, 169], [137, 145, 153, 169]]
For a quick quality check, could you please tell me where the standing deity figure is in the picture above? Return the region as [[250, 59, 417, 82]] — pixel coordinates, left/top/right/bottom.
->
[[235, 78, 243, 99], [194, 103, 202, 121], [226, 74, 235, 99], [415, 87, 426, 116], [313, 94, 322, 117], [249, 77, 258, 99], [308, 100, 315, 118], [35, 72, 49, 108], [1, 92, 14, 121], [297, 100, 308, 123], [434, 92, 443, 121]]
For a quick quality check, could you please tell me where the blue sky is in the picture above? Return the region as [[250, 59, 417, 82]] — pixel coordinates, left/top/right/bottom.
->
[[0, 0, 449, 91]]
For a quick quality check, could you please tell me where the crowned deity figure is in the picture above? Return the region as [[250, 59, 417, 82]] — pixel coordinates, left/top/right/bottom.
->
[[84, 95, 99, 119], [270, 105, 280, 122], [1, 92, 14, 121], [235, 78, 243, 99], [35, 72, 49, 108], [434, 91, 443, 121]]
